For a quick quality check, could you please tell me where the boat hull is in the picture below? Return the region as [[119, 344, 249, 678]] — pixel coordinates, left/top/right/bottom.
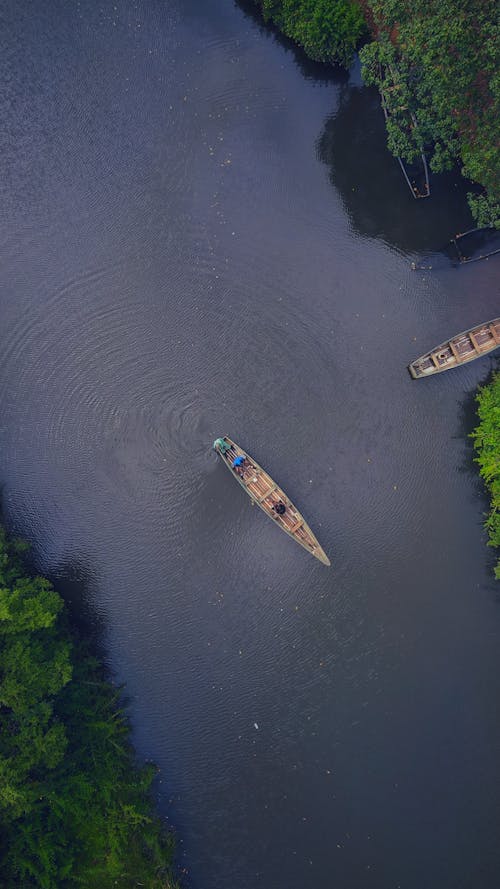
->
[[409, 318, 500, 379], [214, 436, 330, 566]]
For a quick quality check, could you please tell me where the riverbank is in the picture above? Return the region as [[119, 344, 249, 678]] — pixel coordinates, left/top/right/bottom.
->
[[253, 0, 499, 227], [0, 523, 179, 889], [472, 373, 500, 579]]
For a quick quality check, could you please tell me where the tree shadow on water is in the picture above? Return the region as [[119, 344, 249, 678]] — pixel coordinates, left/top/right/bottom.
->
[[317, 80, 475, 255], [49, 561, 108, 660], [0, 491, 111, 665]]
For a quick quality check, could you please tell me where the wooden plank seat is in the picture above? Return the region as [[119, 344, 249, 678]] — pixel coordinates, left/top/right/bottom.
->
[[289, 518, 304, 534], [258, 483, 278, 502], [468, 331, 481, 353]]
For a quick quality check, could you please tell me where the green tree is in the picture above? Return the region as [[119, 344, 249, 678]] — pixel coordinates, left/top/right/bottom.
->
[[471, 373, 500, 578], [257, 0, 367, 68], [0, 525, 178, 888]]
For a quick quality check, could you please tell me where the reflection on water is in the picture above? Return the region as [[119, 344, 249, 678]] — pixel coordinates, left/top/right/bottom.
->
[[50, 562, 107, 652], [317, 78, 475, 253]]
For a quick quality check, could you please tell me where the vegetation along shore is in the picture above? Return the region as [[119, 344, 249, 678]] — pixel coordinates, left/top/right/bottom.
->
[[472, 373, 500, 579], [0, 524, 178, 889], [254, 0, 499, 226]]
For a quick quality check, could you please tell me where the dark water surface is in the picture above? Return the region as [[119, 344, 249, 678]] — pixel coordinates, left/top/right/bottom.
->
[[1, 2, 500, 887]]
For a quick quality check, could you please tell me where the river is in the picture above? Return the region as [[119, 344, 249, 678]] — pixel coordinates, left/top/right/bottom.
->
[[1, 2, 500, 888]]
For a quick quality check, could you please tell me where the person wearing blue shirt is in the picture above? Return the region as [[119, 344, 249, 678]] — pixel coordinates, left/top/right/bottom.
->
[[232, 454, 246, 477]]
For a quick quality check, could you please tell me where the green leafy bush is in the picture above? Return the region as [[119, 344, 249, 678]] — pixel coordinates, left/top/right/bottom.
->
[[467, 194, 500, 229], [471, 373, 500, 579], [257, 0, 367, 67], [0, 526, 178, 888]]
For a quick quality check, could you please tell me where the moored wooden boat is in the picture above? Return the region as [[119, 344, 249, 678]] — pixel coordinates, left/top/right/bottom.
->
[[408, 318, 500, 379], [379, 67, 430, 200], [213, 436, 330, 566], [450, 227, 500, 265]]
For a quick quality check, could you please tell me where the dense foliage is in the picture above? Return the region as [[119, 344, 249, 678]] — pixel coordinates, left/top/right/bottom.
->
[[0, 526, 177, 888], [253, 0, 500, 227], [359, 38, 425, 164], [254, 0, 367, 67], [471, 373, 500, 579], [360, 0, 500, 227]]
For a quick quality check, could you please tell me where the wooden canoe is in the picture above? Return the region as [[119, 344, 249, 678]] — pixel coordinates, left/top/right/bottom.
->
[[379, 66, 430, 200], [408, 318, 500, 379], [451, 227, 500, 265], [213, 436, 330, 566]]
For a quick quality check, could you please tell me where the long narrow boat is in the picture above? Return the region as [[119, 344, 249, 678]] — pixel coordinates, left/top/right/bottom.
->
[[408, 318, 500, 379], [379, 67, 430, 200], [450, 227, 500, 265], [213, 436, 330, 566]]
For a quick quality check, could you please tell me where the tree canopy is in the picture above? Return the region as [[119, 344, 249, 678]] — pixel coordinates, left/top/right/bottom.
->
[[471, 373, 500, 579], [0, 526, 178, 888], [256, 0, 367, 68]]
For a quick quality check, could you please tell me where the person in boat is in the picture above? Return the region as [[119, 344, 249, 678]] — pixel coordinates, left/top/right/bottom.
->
[[273, 500, 286, 516], [232, 454, 246, 476], [213, 438, 231, 455]]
